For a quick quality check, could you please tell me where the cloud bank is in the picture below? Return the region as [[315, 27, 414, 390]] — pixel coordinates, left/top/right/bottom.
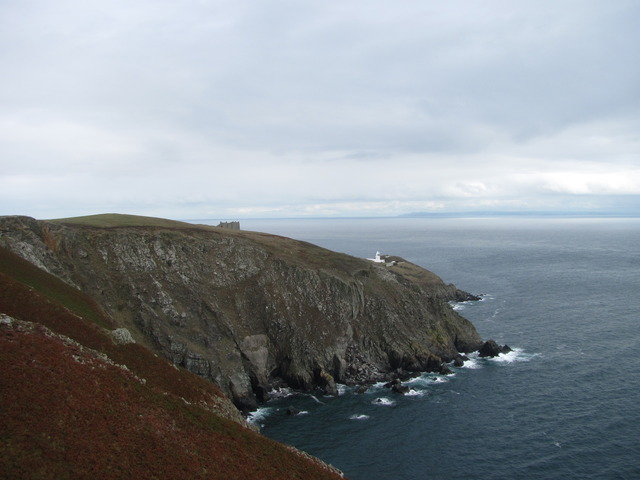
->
[[1, 0, 639, 218]]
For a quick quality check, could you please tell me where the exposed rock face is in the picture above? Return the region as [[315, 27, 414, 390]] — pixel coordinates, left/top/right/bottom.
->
[[0, 215, 484, 410], [478, 339, 512, 357], [110, 328, 135, 345]]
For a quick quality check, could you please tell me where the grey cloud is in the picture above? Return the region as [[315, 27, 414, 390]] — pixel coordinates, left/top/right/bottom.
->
[[1, 0, 639, 218]]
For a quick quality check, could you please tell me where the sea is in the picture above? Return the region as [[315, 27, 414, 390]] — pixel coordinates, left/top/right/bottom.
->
[[218, 216, 640, 480]]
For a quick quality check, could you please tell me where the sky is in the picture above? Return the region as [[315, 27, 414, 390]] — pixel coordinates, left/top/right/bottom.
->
[[1, 0, 639, 220]]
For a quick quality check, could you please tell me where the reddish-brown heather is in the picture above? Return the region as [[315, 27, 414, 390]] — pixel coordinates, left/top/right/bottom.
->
[[0, 247, 346, 480], [0, 247, 228, 410]]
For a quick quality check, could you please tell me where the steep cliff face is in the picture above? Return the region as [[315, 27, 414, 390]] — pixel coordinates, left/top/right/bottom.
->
[[0, 214, 483, 410], [0, 249, 345, 479]]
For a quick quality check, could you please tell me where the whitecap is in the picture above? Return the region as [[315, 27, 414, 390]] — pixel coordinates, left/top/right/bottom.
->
[[349, 414, 370, 420], [489, 347, 536, 364], [268, 387, 294, 400], [372, 397, 396, 406], [405, 375, 426, 385], [247, 406, 273, 425], [406, 375, 438, 388], [307, 394, 326, 404], [449, 300, 475, 311], [431, 376, 449, 384], [460, 355, 482, 369], [405, 388, 426, 397]]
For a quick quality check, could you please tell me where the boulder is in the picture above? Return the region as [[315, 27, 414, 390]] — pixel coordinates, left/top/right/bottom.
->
[[452, 354, 469, 368], [286, 406, 301, 416], [356, 385, 368, 394], [391, 383, 410, 395], [384, 378, 401, 389], [110, 328, 135, 345], [478, 339, 512, 358]]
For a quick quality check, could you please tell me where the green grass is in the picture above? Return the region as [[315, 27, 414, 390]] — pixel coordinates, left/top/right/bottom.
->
[[49, 213, 200, 229], [47, 214, 374, 277]]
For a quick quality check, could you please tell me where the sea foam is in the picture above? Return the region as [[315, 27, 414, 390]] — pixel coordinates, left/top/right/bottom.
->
[[349, 414, 370, 420], [405, 388, 426, 397], [460, 353, 482, 369], [372, 397, 396, 406], [247, 406, 273, 426], [488, 347, 536, 364], [268, 387, 294, 400]]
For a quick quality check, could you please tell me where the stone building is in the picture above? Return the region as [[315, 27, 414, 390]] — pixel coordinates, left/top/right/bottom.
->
[[217, 221, 240, 230]]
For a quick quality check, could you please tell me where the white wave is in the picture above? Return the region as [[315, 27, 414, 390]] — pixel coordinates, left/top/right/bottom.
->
[[451, 302, 466, 311], [430, 375, 449, 384], [372, 397, 396, 406], [489, 347, 536, 364], [406, 375, 439, 388], [268, 387, 294, 400], [460, 355, 482, 369], [307, 394, 326, 404], [247, 406, 273, 425], [337, 384, 349, 396], [450, 294, 493, 311], [349, 414, 370, 420], [405, 375, 425, 385], [405, 388, 426, 397]]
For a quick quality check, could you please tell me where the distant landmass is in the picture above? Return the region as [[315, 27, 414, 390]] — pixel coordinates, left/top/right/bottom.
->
[[400, 210, 640, 218]]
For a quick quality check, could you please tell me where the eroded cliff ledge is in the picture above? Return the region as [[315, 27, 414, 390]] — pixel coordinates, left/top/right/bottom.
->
[[0, 214, 483, 411]]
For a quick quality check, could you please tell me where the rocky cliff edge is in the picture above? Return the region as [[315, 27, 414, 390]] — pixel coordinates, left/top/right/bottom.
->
[[0, 214, 483, 411]]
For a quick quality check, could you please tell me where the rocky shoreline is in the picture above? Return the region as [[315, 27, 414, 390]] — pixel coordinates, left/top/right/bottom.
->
[[283, 337, 512, 404]]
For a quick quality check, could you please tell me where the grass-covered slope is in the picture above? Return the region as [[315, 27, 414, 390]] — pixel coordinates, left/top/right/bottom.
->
[[0, 246, 345, 480], [50, 213, 198, 229]]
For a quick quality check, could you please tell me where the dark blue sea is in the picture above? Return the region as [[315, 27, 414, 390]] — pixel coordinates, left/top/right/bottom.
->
[[237, 217, 640, 480]]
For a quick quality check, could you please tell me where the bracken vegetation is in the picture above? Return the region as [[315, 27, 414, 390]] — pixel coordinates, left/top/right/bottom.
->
[[0, 246, 345, 480]]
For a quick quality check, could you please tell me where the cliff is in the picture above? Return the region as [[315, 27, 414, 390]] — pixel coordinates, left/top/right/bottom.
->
[[0, 243, 344, 479], [0, 214, 483, 411]]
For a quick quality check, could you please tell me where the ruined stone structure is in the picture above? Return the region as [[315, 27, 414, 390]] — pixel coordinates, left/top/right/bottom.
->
[[217, 221, 240, 230]]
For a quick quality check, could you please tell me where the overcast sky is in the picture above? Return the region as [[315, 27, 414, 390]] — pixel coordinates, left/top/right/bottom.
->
[[2, 0, 639, 219]]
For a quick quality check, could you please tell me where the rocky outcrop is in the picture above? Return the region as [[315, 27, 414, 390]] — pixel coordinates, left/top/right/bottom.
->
[[110, 327, 136, 345], [0, 214, 484, 411], [478, 339, 512, 357]]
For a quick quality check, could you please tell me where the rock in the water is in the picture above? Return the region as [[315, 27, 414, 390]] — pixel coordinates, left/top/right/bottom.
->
[[384, 378, 401, 389], [286, 406, 301, 416], [391, 383, 410, 394], [356, 385, 368, 394], [478, 339, 512, 358], [439, 363, 453, 375]]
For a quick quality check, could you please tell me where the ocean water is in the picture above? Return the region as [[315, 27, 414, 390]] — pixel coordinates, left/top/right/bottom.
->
[[238, 217, 640, 480]]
